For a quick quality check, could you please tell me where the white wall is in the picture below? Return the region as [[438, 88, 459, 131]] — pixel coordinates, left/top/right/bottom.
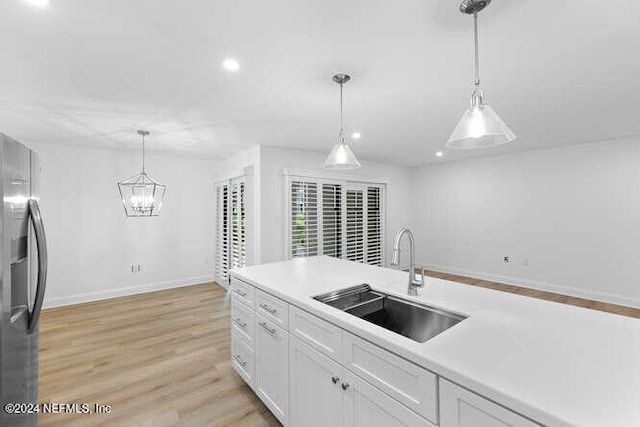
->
[[258, 145, 413, 266], [30, 142, 219, 308], [410, 138, 640, 308]]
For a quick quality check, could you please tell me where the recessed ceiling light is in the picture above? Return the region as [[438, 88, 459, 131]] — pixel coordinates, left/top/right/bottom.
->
[[351, 132, 361, 139], [25, 0, 49, 7], [222, 58, 240, 72], [435, 151, 444, 157]]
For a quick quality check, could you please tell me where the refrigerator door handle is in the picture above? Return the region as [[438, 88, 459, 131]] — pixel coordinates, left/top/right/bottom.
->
[[27, 199, 47, 334]]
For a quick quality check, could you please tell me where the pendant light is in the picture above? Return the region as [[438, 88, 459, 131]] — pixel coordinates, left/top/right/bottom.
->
[[447, 0, 516, 149], [117, 130, 167, 217], [323, 73, 361, 169]]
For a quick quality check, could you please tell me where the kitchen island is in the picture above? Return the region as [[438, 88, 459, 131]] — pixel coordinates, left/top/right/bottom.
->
[[229, 256, 640, 427]]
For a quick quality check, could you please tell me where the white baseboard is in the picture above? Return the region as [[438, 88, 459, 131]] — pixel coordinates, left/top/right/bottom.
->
[[43, 275, 216, 309], [419, 262, 640, 310]]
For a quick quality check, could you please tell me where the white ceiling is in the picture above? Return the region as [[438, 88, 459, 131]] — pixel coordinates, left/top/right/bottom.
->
[[1, 0, 639, 166]]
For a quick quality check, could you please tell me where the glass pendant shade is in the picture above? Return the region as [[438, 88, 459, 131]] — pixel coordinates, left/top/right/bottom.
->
[[323, 140, 361, 169], [448, 0, 516, 150], [324, 73, 361, 170], [117, 130, 167, 217], [447, 104, 516, 149]]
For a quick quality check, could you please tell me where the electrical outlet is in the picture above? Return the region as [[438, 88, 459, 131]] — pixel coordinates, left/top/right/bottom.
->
[[503, 256, 510, 263], [131, 264, 142, 273]]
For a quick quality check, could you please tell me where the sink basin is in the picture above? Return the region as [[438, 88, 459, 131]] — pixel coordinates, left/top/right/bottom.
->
[[314, 284, 466, 343]]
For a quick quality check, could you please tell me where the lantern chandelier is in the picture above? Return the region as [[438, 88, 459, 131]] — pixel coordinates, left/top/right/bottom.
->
[[447, 0, 516, 149], [117, 130, 166, 217]]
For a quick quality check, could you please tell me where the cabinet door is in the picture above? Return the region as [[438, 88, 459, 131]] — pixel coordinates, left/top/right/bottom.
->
[[255, 314, 289, 425], [342, 370, 433, 427], [440, 379, 540, 427], [290, 336, 344, 427]]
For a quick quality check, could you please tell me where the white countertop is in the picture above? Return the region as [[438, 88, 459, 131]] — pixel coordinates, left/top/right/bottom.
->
[[231, 256, 640, 427]]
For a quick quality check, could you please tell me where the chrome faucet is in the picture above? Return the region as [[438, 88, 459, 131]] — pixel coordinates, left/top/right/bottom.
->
[[390, 227, 425, 296]]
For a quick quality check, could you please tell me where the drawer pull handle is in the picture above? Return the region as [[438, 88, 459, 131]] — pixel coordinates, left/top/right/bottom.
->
[[331, 376, 340, 384], [341, 382, 350, 391], [234, 355, 247, 367], [260, 303, 277, 314], [235, 289, 247, 297], [259, 322, 276, 335], [233, 317, 247, 328]]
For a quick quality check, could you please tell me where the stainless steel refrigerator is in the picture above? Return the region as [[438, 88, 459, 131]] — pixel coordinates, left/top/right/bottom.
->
[[0, 134, 47, 426]]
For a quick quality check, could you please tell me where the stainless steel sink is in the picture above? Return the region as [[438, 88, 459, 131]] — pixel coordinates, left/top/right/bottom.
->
[[314, 284, 466, 343]]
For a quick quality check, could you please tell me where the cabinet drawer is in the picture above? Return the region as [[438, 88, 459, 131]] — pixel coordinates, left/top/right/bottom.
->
[[290, 307, 343, 363], [256, 290, 289, 329], [231, 277, 255, 308], [440, 379, 540, 427], [343, 332, 438, 425], [231, 298, 255, 347], [231, 331, 255, 387]]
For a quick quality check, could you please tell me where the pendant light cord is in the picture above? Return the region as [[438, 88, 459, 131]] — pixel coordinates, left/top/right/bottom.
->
[[141, 133, 146, 174], [471, 11, 483, 107], [473, 11, 480, 87], [339, 82, 345, 143]]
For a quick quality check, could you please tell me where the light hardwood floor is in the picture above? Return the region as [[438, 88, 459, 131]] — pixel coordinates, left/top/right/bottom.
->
[[421, 269, 640, 319], [38, 283, 280, 427], [38, 271, 639, 426]]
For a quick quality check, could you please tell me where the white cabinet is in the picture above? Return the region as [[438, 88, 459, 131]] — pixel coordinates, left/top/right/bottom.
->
[[290, 306, 343, 363], [231, 332, 255, 386], [255, 314, 289, 425], [342, 370, 433, 427], [257, 289, 290, 329], [290, 336, 344, 427], [343, 332, 438, 424], [230, 276, 541, 427], [290, 337, 431, 427], [231, 298, 255, 345], [230, 277, 255, 308], [440, 379, 540, 427]]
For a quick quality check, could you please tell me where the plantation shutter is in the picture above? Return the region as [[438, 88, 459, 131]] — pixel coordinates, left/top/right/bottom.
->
[[215, 183, 229, 283], [345, 188, 365, 263], [230, 179, 246, 269], [321, 183, 342, 258], [287, 175, 384, 266], [291, 180, 318, 258], [366, 186, 383, 266]]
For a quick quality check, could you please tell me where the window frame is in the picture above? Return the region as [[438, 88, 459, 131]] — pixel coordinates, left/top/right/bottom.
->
[[284, 169, 387, 267]]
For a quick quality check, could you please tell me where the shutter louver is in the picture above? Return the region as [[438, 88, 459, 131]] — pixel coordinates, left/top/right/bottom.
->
[[230, 180, 246, 269], [345, 189, 365, 263], [291, 181, 318, 258], [322, 184, 342, 258], [215, 184, 229, 282], [366, 186, 383, 266]]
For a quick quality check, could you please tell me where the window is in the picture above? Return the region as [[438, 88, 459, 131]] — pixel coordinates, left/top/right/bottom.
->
[[216, 178, 246, 283], [288, 177, 385, 266]]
